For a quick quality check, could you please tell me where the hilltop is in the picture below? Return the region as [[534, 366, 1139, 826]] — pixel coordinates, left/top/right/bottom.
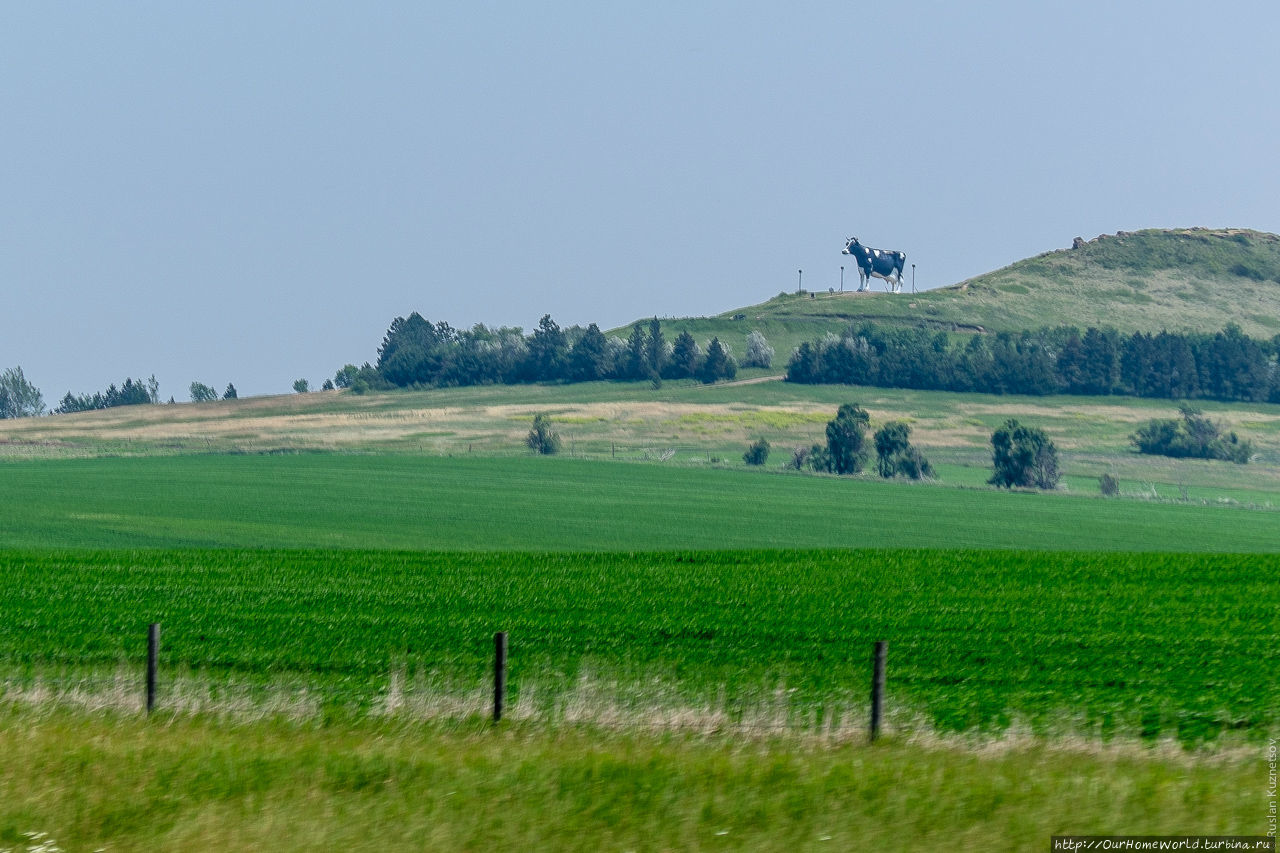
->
[[641, 229, 1280, 360]]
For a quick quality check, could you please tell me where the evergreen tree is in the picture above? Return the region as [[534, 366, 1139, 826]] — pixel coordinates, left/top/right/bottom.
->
[[624, 322, 648, 380], [568, 323, 610, 381], [699, 337, 735, 383], [668, 331, 701, 379], [527, 314, 568, 381], [645, 318, 666, 380], [1079, 327, 1121, 394]]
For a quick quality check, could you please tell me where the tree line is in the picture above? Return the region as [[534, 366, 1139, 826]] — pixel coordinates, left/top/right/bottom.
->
[[0, 371, 247, 419], [54, 376, 159, 413], [785, 322, 1280, 404], [338, 313, 769, 393]]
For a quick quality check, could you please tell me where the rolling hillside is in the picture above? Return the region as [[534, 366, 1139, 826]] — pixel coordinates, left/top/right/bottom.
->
[[639, 229, 1280, 359]]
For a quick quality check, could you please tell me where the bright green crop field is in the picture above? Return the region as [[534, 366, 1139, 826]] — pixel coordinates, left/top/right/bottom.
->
[[1, 451, 1276, 847], [2, 453, 1280, 551], [2, 548, 1276, 744]]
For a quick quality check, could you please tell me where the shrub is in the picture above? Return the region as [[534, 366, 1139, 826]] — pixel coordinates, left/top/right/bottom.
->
[[989, 419, 1060, 489], [1099, 473, 1120, 497], [742, 331, 775, 369], [743, 438, 770, 466], [895, 446, 936, 480], [292, 378, 310, 394], [806, 443, 833, 473], [789, 446, 810, 470], [526, 413, 562, 455], [1131, 404, 1253, 464], [874, 421, 935, 480]]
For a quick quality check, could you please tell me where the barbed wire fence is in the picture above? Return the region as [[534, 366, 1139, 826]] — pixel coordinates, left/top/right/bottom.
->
[[1, 626, 1264, 745]]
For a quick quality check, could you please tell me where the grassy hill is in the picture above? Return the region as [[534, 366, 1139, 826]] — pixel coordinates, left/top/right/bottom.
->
[[637, 229, 1280, 359]]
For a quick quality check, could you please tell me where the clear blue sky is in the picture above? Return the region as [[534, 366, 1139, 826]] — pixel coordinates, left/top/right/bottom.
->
[[5, 2, 1278, 399]]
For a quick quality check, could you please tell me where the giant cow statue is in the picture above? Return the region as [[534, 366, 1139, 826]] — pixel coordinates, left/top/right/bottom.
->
[[842, 237, 906, 293]]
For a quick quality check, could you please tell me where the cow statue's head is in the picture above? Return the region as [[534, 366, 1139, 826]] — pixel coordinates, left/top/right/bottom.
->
[[842, 236, 860, 255]]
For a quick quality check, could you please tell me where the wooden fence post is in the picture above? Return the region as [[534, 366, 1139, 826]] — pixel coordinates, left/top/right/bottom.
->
[[493, 631, 508, 722], [869, 640, 886, 741], [146, 622, 160, 715]]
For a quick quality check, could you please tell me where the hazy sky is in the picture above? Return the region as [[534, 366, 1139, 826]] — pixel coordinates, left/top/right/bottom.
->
[[5, 2, 1279, 400]]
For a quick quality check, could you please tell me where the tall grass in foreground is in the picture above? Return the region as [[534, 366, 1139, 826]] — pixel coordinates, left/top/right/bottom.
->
[[0, 707, 1265, 852]]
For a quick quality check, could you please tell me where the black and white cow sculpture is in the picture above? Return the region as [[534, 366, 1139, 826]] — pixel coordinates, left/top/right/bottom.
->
[[842, 237, 907, 293]]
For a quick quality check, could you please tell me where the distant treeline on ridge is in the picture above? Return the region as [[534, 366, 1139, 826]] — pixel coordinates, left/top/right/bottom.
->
[[786, 323, 1280, 404], [337, 312, 750, 393], [348, 312, 1280, 406]]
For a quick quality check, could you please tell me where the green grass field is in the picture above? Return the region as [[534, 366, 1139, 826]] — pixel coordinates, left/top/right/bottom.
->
[[2, 548, 1276, 744], [1, 453, 1278, 550], [3, 375, 1279, 848], [1, 709, 1263, 853], [6, 377, 1279, 509]]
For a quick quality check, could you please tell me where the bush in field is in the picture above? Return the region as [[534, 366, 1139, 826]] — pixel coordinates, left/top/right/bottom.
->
[[989, 419, 1060, 489], [1131, 404, 1253, 464], [293, 378, 310, 394], [806, 443, 833, 473], [527, 413, 562, 455], [874, 421, 935, 479], [1099, 474, 1120, 497], [825, 404, 871, 474], [789, 446, 810, 470], [743, 438, 770, 466]]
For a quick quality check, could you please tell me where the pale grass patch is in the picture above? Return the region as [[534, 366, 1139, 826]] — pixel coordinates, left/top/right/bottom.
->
[[5, 384, 1277, 466], [0, 668, 1266, 759]]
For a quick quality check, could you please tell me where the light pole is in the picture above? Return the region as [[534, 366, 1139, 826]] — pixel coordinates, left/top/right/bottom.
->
[[840, 265, 844, 293], [912, 263, 916, 294], [797, 269, 803, 295]]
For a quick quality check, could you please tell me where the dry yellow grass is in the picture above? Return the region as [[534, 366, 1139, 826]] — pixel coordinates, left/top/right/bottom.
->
[[4, 387, 1279, 497]]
